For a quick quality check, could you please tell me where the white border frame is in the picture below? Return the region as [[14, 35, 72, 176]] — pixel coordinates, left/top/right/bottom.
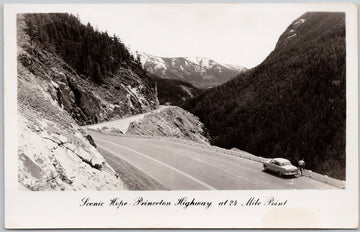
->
[[3, 3, 359, 229]]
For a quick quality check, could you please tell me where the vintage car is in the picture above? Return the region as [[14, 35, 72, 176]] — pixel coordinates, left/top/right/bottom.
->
[[263, 158, 299, 176]]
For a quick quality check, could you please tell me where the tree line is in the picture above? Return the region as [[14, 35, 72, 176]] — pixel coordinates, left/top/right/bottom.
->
[[184, 12, 346, 179], [24, 13, 141, 84]]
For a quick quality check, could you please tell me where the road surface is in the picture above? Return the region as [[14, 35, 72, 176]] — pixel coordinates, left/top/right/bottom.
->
[[85, 105, 169, 134], [89, 131, 337, 190]]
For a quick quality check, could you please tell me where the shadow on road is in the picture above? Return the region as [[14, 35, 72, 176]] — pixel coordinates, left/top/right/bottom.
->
[[261, 169, 300, 179]]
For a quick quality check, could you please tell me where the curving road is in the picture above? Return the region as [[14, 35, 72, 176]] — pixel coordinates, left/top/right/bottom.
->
[[89, 131, 336, 190], [86, 106, 170, 134]]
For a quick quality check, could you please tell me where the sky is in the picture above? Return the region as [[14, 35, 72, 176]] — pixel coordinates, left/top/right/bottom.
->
[[66, 4, 305, 68]]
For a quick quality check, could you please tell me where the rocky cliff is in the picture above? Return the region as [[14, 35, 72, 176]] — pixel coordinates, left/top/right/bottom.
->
[[126, 106, 209, 144], [21, 13, 159, 126], [17, 14, 159, 190]]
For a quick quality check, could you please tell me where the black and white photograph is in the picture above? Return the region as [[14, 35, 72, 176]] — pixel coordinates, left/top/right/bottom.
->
[[16, 5, 347, 191], [3, 2, 358, 229]]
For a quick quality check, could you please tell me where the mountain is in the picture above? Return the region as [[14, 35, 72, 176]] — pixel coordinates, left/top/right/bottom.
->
[[17, 13, 159, 190], [22, 13, 159, 125], [153, 77, 201, 107], [139, 52, 247, 88], [185, 12, 346, 180]]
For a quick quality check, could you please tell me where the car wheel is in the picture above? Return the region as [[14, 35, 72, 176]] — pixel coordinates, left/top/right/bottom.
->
[[278, 172, 282, 177]]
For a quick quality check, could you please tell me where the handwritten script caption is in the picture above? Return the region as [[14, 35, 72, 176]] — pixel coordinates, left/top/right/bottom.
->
[[79, 196, 288, 209]]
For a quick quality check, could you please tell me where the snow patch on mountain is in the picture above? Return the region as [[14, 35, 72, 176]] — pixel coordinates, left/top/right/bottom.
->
[[222, 63, 246, 70], [287, 33, 297, 40], [140, 52, 166, 70], [138, 52, 247, 88], [185, 56, 213, 68], [294, 18, 306, 25]]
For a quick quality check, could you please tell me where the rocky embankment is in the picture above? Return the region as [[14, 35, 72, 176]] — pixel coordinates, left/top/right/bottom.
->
[[17, 15, 144, 190], [18, 43, 158, 126], [20, 14, 159, 126], [126, 106, 210, 144], [18, 114, 124, 190]]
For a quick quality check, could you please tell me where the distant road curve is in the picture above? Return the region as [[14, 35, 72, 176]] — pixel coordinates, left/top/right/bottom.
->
[[89, 131, 337, 190], [85, 105, 170, 134]]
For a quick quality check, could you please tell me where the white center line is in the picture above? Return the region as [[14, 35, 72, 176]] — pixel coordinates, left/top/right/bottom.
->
[[95, 137, 217, 190]]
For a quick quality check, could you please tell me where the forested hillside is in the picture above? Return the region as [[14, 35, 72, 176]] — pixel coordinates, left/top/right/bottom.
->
[[185, 12, 346, 179], [154, 77, 200, 107], [24, 13, 140, 84], [22, 13, 158, 126]]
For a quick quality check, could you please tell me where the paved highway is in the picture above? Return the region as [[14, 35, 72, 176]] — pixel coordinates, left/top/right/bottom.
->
[[86, 106, 170, 134], [89, 131, 336, 190]]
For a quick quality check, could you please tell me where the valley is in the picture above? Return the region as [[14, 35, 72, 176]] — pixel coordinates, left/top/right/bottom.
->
[[185, 12, 346, 180], [16, 11, 346, 191]]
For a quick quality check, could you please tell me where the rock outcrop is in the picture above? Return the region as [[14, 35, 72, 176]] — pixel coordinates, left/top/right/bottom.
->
[[126, 106, 209, 144], [17, 14, 152, 190], [18, 41, 158, 126], [18, 114, 124, 190], [20, 14, 159, 126]]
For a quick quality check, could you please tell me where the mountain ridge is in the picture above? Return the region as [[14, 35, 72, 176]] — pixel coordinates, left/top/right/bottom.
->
[[185, 12, 346, 179], [138, 52, 247, 88]]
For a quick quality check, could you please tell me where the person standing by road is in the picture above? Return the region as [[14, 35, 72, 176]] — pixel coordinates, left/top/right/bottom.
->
[[298, 158, 305, 175]]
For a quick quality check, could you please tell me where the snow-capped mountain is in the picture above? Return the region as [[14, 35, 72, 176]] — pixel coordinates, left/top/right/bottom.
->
[[138, 52, 247, 88]]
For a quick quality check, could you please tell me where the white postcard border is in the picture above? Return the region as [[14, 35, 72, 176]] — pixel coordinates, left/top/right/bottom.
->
[[3, 3, 359, 229]]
